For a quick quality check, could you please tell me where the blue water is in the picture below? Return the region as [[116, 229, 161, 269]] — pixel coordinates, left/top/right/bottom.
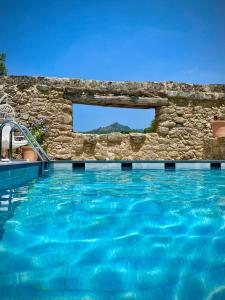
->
[[0, 169, 225, 300]]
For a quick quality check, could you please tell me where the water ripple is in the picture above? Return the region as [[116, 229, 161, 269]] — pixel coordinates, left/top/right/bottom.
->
[[0, 169, 225, 299]]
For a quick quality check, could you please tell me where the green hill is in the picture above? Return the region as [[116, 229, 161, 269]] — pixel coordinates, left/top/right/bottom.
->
[[84, 122, 143, 134]]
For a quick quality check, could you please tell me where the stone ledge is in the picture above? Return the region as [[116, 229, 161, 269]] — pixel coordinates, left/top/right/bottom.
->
[[65, 93, 169, 108], [1, 76, 224, 101]]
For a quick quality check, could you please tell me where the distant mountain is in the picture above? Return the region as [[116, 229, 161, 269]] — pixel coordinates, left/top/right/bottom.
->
[[84, 122, 143, 134]]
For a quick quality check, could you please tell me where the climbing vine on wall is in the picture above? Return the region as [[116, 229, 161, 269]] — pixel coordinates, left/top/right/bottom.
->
[[0, 53, 7, 76]]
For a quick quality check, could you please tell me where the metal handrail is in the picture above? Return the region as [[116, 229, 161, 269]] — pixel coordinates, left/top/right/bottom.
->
[[21, 125, 49, 161], [0, 120, 49, 162]]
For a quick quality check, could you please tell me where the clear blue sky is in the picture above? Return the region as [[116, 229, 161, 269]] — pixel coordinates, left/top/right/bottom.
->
[[1, 0, 224, 130]]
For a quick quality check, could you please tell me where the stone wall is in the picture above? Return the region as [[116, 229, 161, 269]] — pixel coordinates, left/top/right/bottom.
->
[[207, 137, 225, 159], [0, 76, 225, 160]]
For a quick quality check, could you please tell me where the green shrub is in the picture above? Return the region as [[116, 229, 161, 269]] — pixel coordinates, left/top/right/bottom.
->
[[114, 155, 122, 160], [144, 119, 157, 133], [29, 119, 48, 145], [0, 53, 7, 76]]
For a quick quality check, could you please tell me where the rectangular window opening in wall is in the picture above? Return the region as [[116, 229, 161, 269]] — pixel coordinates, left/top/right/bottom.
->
[[72, 104, 156, 134]]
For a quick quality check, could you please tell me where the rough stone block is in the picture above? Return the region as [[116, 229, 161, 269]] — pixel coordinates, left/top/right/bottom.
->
[[83, 135, 97, 145], [161, 121, 176, 128], [36, 84, 49, 93], [129, 133, 146, 144], [174, 117, 185, 124], [107, 133, 123, 144], [157, 127, 169, 137]]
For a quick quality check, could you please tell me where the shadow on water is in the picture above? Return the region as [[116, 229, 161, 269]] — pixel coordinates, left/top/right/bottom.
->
[[0, 169, 50, 241], [0, 188, 19, 241]]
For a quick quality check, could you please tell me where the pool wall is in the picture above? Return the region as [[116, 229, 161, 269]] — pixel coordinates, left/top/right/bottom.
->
[[0, 162, 44, 191], [1, 159, 225, 192], [51, 160, 225, 170]]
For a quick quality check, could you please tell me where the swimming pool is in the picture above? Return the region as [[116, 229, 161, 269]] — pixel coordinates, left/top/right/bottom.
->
[[0, 166, 225, 300]]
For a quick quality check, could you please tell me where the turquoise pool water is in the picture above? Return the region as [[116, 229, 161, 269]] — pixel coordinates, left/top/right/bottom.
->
[[0, 168, 225, 300]]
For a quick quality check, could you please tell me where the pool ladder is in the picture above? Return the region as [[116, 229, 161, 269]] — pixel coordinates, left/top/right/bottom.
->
[[0, 120, 50, 162]]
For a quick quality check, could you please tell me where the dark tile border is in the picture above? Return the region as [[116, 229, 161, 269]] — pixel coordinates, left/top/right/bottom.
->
[[210, 162, 221, 169], [73, 162, 85, 169], [121, 162, 132, 170], [51, 159, 225, 164], [53, 160, 225, 171], [165, 162, 176, 169]]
